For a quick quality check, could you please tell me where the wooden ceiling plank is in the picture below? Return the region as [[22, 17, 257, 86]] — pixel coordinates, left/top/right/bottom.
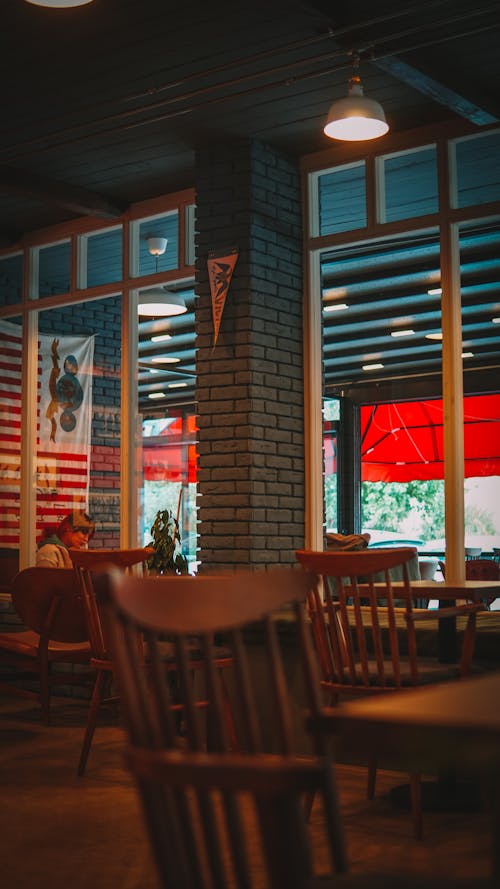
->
[[0, 166, 128, 219], [375, 55, 499, 125]]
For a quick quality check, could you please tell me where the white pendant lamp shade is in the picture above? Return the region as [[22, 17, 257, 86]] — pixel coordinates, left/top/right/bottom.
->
[[25, 1, 94, 7], [324, 75, 388, 141], [138, 289, 187, 317], [147, 237, 168, 256]]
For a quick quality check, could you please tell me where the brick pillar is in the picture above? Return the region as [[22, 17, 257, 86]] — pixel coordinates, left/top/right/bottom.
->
[[195, 139, 304, 569]]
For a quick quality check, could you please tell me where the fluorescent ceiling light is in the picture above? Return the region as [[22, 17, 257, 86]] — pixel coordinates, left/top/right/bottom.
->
[[462, 352, 474, 358], [168, 382, 188, 389], [391, 329, 415, 338], [324, 303, 348, 312], [362, 363, 384, 371], [428, 288, 442, 295], [492, 317, 500, 324], [425, 332, 443, 340], [151, 333, 172, 343], [148, 392, 165, 400], [150, 356, 180, 364]]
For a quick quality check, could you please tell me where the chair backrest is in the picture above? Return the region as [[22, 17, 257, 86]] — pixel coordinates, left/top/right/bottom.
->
[[70, 547, 152, 659], [465, 558, 500, 580], [98, 566, 346, 888], [10, 566, 88, 643], [295, 548, 422, 692]]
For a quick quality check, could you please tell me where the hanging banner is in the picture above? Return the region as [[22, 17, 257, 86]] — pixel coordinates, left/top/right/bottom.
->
[[207, 246, 238, 347], [37, 330, 94, 518], [0, 320, 94, 545]]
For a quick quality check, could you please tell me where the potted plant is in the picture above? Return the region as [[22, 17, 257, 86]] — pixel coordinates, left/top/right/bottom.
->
[[146, 508, 189, 575]]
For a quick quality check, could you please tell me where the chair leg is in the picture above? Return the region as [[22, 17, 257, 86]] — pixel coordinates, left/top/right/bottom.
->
[[78, 669, 110, 777], [409, 772, 423, 840], [367, 752, 377, 799], [38, 650, 51, 726]]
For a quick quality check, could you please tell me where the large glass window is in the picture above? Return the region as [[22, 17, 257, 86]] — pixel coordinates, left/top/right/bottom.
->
[[35, 241, 71, 298], [453, 130, 500, 209], [379, 145, 438, 223], [0, 254, 23, 306]]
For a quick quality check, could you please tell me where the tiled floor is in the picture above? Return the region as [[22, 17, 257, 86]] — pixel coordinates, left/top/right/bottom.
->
[[0, 694, 493, 888]]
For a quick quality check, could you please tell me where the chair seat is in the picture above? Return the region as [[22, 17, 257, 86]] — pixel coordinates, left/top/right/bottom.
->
[[327, 658, 467, 689], [0, 629, 90, 660]]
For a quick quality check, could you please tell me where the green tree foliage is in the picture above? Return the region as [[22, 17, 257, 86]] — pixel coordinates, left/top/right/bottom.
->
[[360, 480, 445, 541]]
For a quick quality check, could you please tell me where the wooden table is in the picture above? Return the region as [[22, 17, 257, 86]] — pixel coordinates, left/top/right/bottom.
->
[[384, 579, 500, 662], [307, 671, 500, 879]]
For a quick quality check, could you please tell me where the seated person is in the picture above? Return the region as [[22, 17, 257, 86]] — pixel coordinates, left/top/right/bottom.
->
[[36, 511, 95, 568]]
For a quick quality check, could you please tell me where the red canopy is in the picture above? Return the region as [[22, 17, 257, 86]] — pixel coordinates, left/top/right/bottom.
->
[[143, 415, 197, 483], [360, 394, 500, 483]]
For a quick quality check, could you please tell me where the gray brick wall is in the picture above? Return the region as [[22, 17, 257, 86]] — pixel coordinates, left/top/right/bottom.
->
[[195, 139, 304, 569]]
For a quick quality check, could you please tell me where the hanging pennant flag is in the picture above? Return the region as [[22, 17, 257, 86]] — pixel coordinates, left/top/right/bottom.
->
[[207, 246, 238, 347]]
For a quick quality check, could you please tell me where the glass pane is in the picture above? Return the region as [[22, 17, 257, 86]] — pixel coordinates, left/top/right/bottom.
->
[[141, 414, 198, 573], [37, 296, 122, 549], [138, 278, 197, 572], [83, 227, 122, 288], [460, 221, 500, 558], [136, 212, 179, 275], [0, 316, 22, 575], [454, 130, 500, 208], [37, 241, 71, 297], [318, 163, 366, 235], [382, 146, 438, 222], [0, 254, 23, 307], [321, 232, 445, 557], [323, 398, 339, 533]]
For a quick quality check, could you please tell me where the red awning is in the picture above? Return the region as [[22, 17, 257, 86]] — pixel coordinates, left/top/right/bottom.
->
[[143, 415, 197, 483], [143, 443, 197, 483], [360, 394, 500, 483]]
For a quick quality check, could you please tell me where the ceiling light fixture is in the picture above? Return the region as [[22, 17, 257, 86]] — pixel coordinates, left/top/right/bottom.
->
[[25, 0, 94, 6], [324, 54, 389, 142], [391, 329, 415, 338], [146, 235, 168, 273], [425, 332, 443, 341], [324, 303, 349, 312], [362, 363, 384, 371], [492, 317, 500, 324], [138, 289, 187, 317], [148, 392, 165, 400], [151, 333, 172, 343], [150, 355, 180, 364]]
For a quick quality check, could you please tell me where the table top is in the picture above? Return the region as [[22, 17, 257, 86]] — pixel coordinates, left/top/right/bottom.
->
[[390, 579, 500, 600], [307, 671, 500, 772]]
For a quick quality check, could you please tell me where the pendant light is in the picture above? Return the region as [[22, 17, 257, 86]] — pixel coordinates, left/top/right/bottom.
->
[[138, 289, 187, 317], [324, 55, 389, 142], [25, 1, 95, 6]]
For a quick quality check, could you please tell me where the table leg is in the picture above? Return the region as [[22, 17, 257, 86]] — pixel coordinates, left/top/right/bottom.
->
[[438, 597, 458, 663]]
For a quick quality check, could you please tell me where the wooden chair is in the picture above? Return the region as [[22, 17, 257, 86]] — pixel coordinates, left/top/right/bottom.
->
[[71, 547, 236, 776], [70, 547, 153, 775], [295, 547, 484, 840], [0, 566, 91, 723], [98, 566, 492, 889], [97, 566, 350, 888], [465, 559, 500, 581]]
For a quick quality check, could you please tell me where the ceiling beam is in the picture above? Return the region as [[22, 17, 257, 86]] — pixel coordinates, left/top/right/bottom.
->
[[375, 56, 499, 126], [0, 166, 128, 219]]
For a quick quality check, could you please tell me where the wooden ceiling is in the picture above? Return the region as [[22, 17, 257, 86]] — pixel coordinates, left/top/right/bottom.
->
[[1, 0, 500, 244]]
